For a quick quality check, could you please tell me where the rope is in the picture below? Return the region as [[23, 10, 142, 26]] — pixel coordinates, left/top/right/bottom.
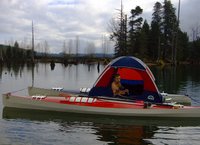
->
[[9, 87, 27, 94]]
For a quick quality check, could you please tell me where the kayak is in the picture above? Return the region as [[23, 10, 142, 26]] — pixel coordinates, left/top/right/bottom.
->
[[2, 90, 200, 118]]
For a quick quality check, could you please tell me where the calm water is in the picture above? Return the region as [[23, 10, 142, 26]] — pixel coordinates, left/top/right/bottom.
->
[[0, 63, 200, 145]]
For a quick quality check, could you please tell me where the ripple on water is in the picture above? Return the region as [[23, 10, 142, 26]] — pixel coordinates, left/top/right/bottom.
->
[[0, 119, 107, 145], [144, 126, 200, 145]]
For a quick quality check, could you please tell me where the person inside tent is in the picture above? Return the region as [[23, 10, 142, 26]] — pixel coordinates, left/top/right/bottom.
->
[[111, 74, 129, 97]]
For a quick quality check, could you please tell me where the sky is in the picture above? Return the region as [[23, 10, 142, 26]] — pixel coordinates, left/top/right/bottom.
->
[[0, 0, 199, 54]]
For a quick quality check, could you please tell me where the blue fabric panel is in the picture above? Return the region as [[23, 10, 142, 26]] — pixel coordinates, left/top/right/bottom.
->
[[89, 87, 113, 97], [121, 79, 144, 85], [111, 56, 145, 70]]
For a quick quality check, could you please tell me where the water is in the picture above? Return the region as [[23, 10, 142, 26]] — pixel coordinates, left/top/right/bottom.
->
[[0, 63, 200, 145]]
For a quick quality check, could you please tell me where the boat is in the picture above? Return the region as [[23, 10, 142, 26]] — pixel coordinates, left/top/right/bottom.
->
[[3, 107, 200, 126], [2, 56, 199, 118], [2, 90, 200, 117]]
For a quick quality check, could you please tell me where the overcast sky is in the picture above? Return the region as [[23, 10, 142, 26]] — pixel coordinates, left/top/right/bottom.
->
[[0, 0, 199, 53]]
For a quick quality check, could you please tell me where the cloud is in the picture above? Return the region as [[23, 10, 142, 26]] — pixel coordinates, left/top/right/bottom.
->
[[178, 0, 200, 38], [0, 0, 199, 53]]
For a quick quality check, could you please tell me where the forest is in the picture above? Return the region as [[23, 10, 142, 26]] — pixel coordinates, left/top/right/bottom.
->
[[110, 0, 200, 64]]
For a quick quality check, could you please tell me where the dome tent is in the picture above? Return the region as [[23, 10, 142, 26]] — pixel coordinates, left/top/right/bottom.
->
[[89, 56, 164, 103]]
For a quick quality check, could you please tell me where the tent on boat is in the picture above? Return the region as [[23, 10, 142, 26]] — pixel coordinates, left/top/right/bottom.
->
[[89, 56, 164, 103]]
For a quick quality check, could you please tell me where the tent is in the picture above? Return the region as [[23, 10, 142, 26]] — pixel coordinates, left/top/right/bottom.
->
[[89, 56, 164, 103]]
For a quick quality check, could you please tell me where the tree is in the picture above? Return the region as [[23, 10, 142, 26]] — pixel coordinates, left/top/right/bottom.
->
[[128, 6, 143, 55], [177, 31, 189, 61], [102, 35, 109, 57], [0, 46, 3, 62], [86, 41, 95, 57], [68, 39, 73, 55], [189, 38, 200, 61], [44, 40, 49, 58], [191, 25, 200, 41], [62, 40, 67, 54], [6, 45, 12, 61], [137, 20, 150, 57], [26, 49, 32, 59], [150, 2, 162, 60], [107, 0, 192, 62], [161, 0, 177, 60], [109, 1, 128, 57], [14, 41, 19, 48], [12, 41, 19, 59]]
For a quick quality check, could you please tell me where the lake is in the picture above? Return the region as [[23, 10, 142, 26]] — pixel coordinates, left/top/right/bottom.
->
[[0, 62, 200, 145]]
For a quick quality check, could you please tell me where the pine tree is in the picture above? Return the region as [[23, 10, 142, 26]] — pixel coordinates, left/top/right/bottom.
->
[[138, 20, 150, 58], [128, 6, 143, 55], [14, 41, 19, 48], [162, 0, 177, 60], [150, 2, 162, 60], [177, 31, 189, 61]]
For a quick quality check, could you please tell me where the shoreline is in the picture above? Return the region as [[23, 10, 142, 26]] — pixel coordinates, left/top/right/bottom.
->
[[1, 57, 200, 66]]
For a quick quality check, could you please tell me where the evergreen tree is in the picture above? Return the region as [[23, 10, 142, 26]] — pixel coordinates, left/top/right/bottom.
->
[[6, 45, 12, 61], [162, 0, 177, 60], [138, 20, 150, 57], [150, 2, 162, 60], [190, 38, 200, 61], [177, 31, 189, 61], [26, 50, 32, 59], [14, 41, 19, 48], [110, 1, 185, 60], [128, 6, 143, 55], [13, 41, 20, 60]]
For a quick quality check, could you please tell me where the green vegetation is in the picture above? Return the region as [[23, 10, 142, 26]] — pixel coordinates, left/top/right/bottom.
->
[[110, 0, 200, 64]]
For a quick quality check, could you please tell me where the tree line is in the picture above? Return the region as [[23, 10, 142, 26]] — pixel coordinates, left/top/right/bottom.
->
[[0, 41, 112, 64], [110, 0, 200, 63], [0, 42, 34, 63]]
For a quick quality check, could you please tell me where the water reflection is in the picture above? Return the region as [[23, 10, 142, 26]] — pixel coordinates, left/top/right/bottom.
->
[[94, 124, 156, 145], [151, 65, 200, 93], [1, 63, 200, 145], [3, 107, 200, 145], [1, 108, 157, 145], [1, 63, 200, 92], [145, 126, 200, 145], [50, 61, 55, 71], [0, 63, 36, 79], [88, 64, 91, 72], [97, 61, 100, 73]]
